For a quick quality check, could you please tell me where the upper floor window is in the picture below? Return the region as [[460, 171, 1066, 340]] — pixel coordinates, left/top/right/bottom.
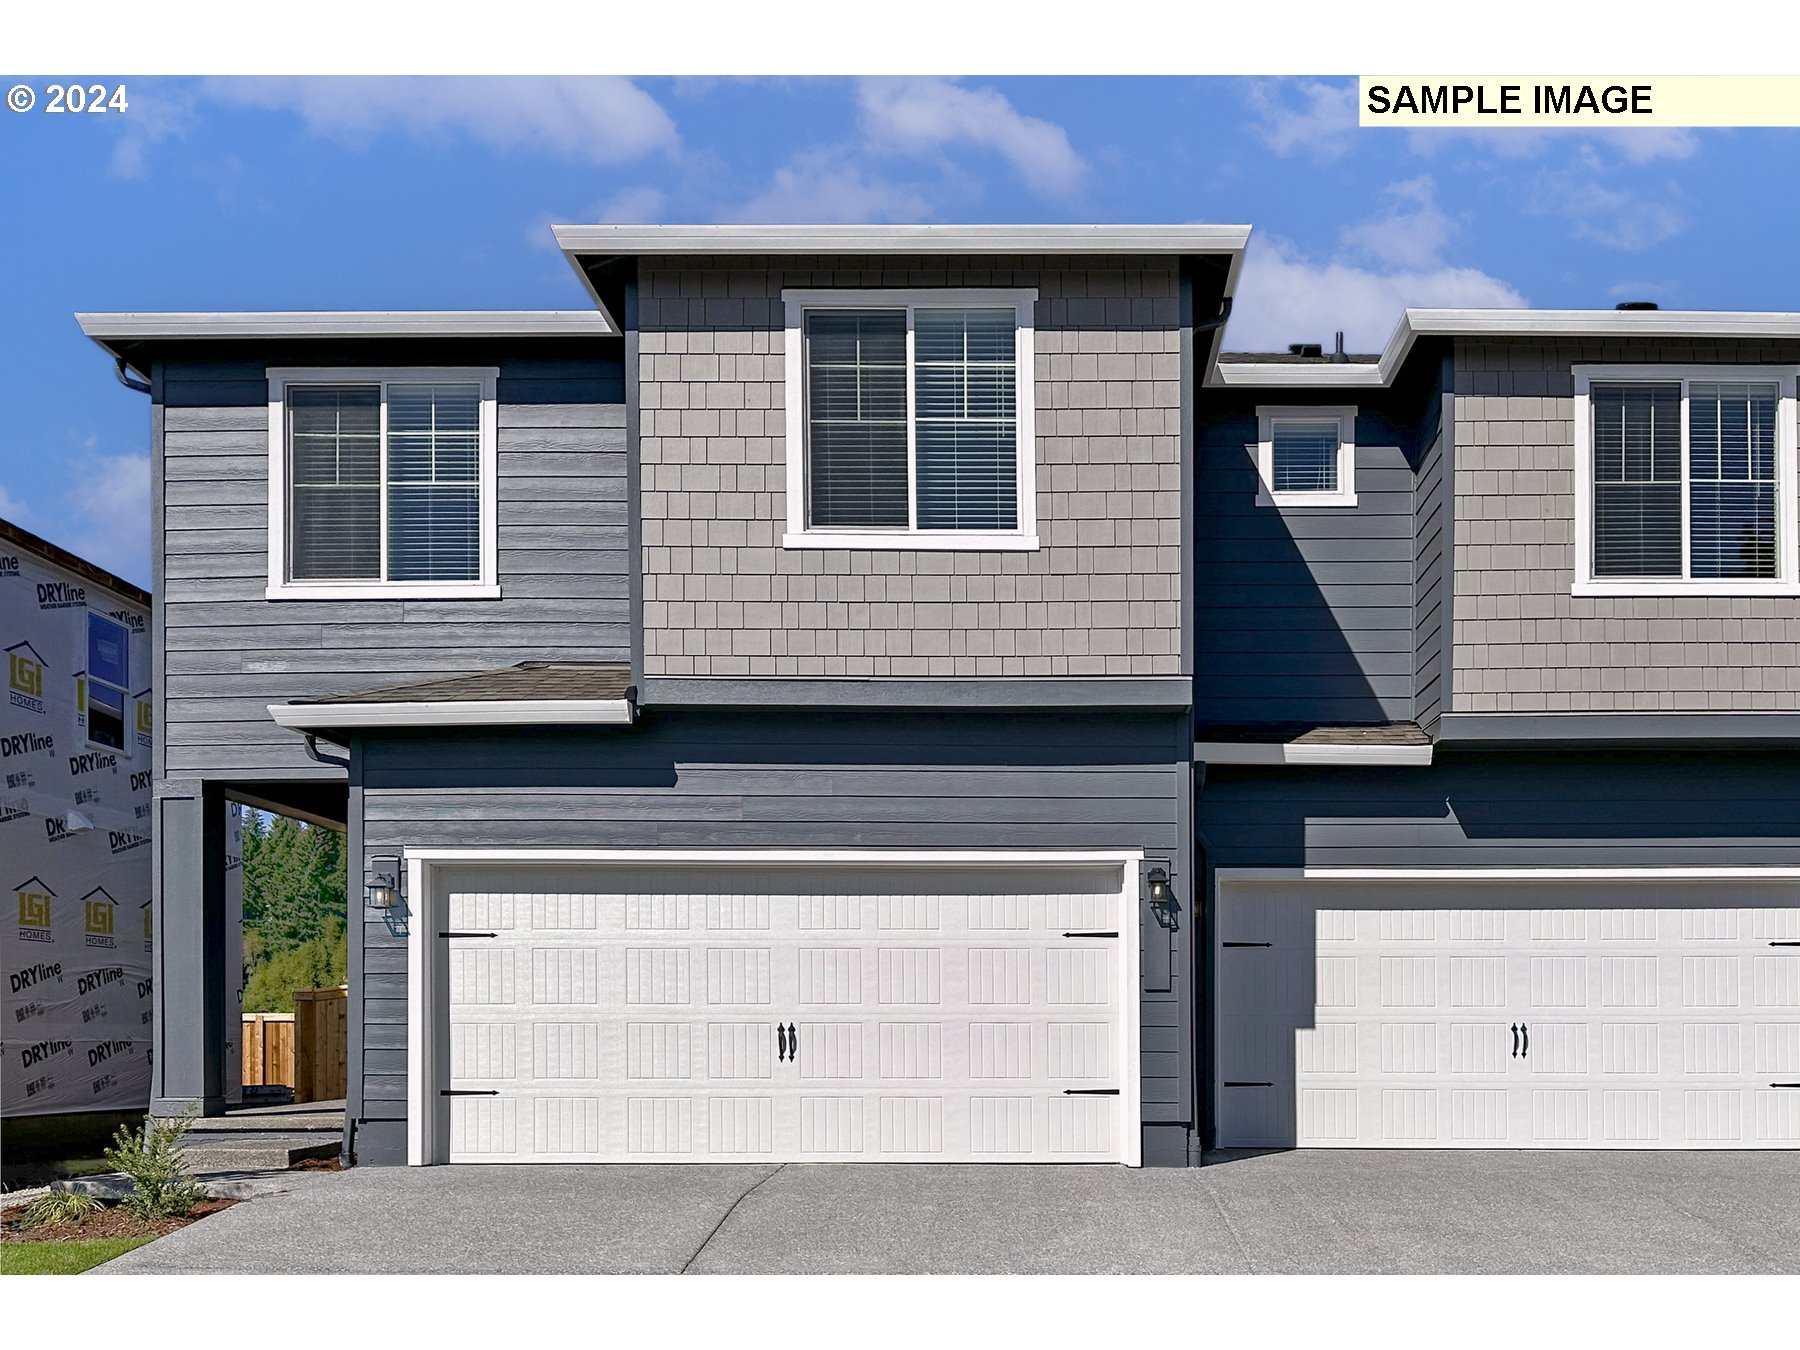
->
[[1254, 406, 1358, 507], [266, 367, 500, 600], [84, 611, 130, 752], [781, 289, 1039, 550], [1574, 366, 1799, 596]]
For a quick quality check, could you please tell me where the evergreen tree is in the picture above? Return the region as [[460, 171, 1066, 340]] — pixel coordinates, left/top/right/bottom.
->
[[237, 810, 348, 1012]]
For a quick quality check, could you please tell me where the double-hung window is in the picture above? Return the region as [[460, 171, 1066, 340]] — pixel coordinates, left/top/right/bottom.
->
[[1574, 366, 1799, 595], [782, 289, 1038, 549], [84, 611, 130, 752], [267, 368, 500, 599], [1253, 406, 1358, 508]]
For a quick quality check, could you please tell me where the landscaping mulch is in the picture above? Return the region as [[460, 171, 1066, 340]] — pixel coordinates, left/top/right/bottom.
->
[[0, 1197, 236, 1244]]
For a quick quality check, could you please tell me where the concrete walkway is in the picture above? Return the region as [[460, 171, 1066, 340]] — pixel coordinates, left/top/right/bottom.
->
[[98, 1150, 1800, 1275]]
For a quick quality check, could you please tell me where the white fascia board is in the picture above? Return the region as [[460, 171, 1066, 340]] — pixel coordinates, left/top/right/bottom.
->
[[1215, 308, 1800, 389], [75, 310, 618, 342], [1195, 741, 1434, 766], [268, 699, 634, 730], [553, 223, 1253, 255], [1214, 363, 1392, 389]]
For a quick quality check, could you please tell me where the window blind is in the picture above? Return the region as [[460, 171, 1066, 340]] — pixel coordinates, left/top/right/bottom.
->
[[387, 383, 482, 582], [1271, 421, 1340, 493], [1689, 382, 1777, 579], [1592, 383, 1682, 577], [805, 310, 908, 528], [913, 308, 1018, 530], [289, 385, 381, 579]]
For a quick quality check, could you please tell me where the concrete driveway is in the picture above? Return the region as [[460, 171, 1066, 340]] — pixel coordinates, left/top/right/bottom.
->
[[98, 1150, 1800, 1275]]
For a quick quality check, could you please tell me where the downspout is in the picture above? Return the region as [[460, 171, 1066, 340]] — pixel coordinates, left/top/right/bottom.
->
[[302, 733, 349, 770], [114, 356, 152, 395], [1192, 295, 1232, 335]]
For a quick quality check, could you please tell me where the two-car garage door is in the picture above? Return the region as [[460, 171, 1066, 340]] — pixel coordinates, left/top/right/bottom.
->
[[1217, 878, 1800, 1149], [429, 861, 1136, 1164]]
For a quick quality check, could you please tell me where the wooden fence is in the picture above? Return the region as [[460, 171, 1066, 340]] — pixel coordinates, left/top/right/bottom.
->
[[241, 985, 348, 1103]]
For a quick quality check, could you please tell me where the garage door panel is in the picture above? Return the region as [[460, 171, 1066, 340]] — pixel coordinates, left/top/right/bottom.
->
[[1217, 880, 1800, 1150], [441, 862, 1130, 1163]]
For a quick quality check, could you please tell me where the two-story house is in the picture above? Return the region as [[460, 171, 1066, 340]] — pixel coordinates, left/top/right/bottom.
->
[[78, 225, 1800, 1167]]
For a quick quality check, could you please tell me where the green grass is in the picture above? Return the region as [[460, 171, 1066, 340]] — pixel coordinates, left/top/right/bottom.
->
[[1, 1236, 154, 1275]]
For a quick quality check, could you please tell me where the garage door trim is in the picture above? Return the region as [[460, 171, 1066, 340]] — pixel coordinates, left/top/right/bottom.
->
[[1212, 865, 1800, 1150], [406, 848, 1144, 1165]]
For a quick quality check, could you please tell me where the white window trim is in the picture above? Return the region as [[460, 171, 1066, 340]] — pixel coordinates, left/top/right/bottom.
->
[[266, 366, 501, 601], [1252, 406, 1358, 508], [780, 288, 1039, 551], [81, 611, 134, 758], [1572, 364, 1800, 597], [405, 847, 1141, 1167]]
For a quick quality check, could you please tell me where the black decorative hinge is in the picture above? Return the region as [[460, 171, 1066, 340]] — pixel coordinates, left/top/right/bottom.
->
[[1062, 931, 1118, 938], [1062, 1088, 1120, 1095], [439, 1089, 499, 1097], [1222, 941, 1272, 948], [438, 931, 498, 939]]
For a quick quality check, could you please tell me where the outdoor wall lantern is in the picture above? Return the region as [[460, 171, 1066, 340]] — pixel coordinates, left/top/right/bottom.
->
[[1145, 865, 1173, 907], [367, 856, 402, 909]]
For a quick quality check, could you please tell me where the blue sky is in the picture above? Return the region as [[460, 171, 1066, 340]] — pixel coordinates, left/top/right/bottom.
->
[[3, 74, 1795, 587]]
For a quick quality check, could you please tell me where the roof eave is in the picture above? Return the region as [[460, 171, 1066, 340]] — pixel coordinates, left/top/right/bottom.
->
[[75, 310, 620, 363], [552, 223, 1254, 256], [268, 699, 636, 732]]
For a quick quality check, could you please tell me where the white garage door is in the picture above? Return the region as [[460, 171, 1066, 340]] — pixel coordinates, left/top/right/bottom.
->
[[431, 861, 1136, 1163], [1216, 878, 1800, 1149]]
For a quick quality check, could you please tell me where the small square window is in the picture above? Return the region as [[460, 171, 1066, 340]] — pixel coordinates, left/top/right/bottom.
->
[[84, 611, 130, 752], [1254, 407, 1358, 507]]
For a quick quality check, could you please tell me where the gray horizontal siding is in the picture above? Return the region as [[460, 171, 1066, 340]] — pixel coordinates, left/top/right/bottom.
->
[[354, 709, 1191, 1137], [1197, 748, 1800, 870], [156, 344, 627, 779], [1195, 403, 1418, 725]]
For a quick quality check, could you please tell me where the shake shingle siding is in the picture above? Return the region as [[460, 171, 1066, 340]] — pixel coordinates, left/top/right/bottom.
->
[[1413, 423, 1446, 730], [1451, 337, 1800, 712], [155, 344, 627, 778], [637, 255, 1184, 678]]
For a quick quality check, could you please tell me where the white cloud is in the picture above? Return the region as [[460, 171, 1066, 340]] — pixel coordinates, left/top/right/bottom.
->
[[590, 186, 667, 224], [726, 149, 929, 225], [1339, 175, 1462, 269], [1227, 235, 1528, 353], [109, 82, 198, 178], [1244, 78, 1358, 162], [1594, 128, 1700, 164], [1527, 164, 1686, 251], [1409, 126, 1700, 165], [21, 452, 152, 587], [0, 482, 33, 524], [203, 77, 677, 165], [857, 78, 1084, 196]]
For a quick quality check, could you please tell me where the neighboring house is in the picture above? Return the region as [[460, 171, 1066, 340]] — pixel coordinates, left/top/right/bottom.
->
[[75, 225, 1800, 1166], [0, 518, 244, 1119]]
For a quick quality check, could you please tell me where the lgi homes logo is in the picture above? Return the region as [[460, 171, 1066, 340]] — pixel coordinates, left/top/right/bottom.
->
[[5, 640, 45, 715], [15, 875, 54, 943], [81, 886, 117, 948]]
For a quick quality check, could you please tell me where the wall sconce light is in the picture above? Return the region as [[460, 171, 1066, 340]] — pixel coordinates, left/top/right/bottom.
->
[[1146, 865, 1173, 907], [367, 856, 402, 909]]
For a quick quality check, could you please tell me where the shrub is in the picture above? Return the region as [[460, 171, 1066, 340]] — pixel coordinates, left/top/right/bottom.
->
[[15, 1189, 102, 1229], [104, 1109, 205, 1221]]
